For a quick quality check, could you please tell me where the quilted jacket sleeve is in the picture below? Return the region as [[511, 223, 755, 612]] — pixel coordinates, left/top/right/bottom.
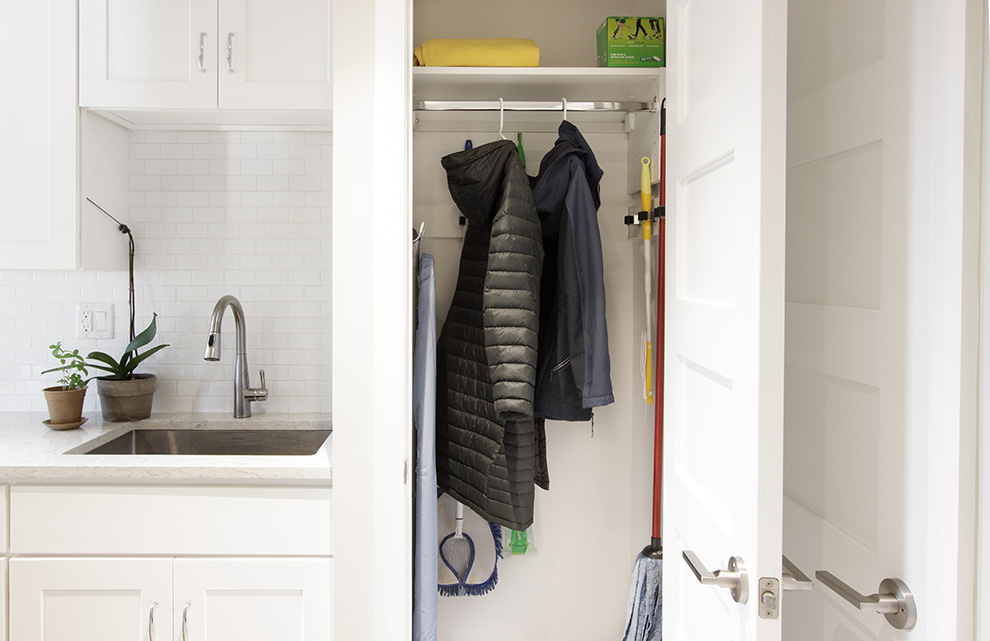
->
[[484, 159, 544, 422]]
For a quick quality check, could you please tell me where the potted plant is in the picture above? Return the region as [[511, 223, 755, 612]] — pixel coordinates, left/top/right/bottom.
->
[[40, 343, 90, 429], [87, 313, 169, 422]]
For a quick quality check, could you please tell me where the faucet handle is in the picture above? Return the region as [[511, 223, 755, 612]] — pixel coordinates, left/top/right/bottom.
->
[[246, 369, 268, 402]]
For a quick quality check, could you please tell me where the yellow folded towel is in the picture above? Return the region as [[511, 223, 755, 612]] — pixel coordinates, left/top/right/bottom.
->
[[413, 38, 539, 67]]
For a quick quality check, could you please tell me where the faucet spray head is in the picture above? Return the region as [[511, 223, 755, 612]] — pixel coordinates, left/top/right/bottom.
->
[[204, 332, 221, 361]]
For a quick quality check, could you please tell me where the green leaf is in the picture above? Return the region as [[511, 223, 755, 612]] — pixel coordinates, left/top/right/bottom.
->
[[124, 313, 158, 354], [83, 364, 118, 375], [120, 344, 169, 377], [42, 364, 75, 375], [86, 351, 121, 371]]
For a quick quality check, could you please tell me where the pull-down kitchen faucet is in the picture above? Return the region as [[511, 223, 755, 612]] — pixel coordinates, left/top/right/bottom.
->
[[204, 295, 268, 418]]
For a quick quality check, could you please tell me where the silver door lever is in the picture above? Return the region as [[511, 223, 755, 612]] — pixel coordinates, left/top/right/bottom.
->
[[815, 570, 916, 630], [782, 555, 813, 590], [682, 550, 749, 604]]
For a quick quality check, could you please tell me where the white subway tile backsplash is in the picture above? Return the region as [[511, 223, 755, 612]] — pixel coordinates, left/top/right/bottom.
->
[[240, 132, 274, 144], [227, 144, 257, 160], [194, 143, 225, 159], [1, 129, 332, 416]]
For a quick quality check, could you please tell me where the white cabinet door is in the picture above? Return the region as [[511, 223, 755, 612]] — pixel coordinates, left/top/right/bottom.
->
[[663, 0, 787, 639], [0, 0, 78, 270], [79, 0, 218, 108], [1, 559, 7, 641], [173, 558, 332, 641], [218, 0, 332, 109], [9, 558, 172, 641]]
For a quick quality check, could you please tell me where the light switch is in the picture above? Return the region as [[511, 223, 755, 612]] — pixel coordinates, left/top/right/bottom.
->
[[77, 303, 113, 339]]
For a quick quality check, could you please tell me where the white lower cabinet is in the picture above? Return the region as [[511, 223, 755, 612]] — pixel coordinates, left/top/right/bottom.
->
[[175, 558, 332, 641], [9, 558, 172, 641], [10, 557, 332, 641], [1, 559, 7, 641], [7, 486, 333, 641]]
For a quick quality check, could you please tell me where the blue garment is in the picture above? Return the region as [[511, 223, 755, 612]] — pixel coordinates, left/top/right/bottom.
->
[[413, 254, 438, 641]]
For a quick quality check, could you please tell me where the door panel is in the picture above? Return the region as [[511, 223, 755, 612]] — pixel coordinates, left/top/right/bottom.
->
[[218, 0, 332, 109], [663, 0, 788, 639], [8, 558, 172, 641], [173, 558, 332, 641], [79, 0, 217, 108]]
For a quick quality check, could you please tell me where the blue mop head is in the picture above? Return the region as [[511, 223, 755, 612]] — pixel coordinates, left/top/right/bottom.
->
[[437, 492, 504, 597], [622, 552, 663, 641]]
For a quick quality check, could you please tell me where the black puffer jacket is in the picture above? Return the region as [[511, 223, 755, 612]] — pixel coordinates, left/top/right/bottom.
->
[[435, 140, 544, 530]]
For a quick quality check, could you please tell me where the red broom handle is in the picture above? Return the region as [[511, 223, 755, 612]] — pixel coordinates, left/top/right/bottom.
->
[[651, 123, 666, 541]]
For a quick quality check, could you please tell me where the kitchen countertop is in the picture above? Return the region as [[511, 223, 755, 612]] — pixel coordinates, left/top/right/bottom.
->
[[0, 412, 332, 485]]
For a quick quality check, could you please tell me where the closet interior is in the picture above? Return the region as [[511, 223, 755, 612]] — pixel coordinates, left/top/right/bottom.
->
[[412, 1, 665, 638]]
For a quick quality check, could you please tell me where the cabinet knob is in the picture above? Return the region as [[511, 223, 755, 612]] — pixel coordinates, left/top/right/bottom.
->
[[148, 600, 158, 641], [182, 601, 191, 641], [198, 33, 207, 73]]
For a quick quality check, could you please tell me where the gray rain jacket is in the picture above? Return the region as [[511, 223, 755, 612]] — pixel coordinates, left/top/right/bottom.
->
[[435, 140, 544, 530], [531, 121, 614, 422]]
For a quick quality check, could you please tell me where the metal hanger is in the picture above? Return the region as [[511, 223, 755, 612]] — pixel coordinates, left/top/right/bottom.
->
[[498, 97, 506, 140]]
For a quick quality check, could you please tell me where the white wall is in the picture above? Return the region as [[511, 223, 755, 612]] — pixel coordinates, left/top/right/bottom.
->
[[0, 129, 332, 416]]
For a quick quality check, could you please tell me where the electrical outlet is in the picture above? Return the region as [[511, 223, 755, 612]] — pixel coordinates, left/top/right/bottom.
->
[[77, 303, 113, 339]]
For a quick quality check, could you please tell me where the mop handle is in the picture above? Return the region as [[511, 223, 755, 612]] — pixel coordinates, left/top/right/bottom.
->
[[641, 157, 654, 405], [454, 500, 465, 539]]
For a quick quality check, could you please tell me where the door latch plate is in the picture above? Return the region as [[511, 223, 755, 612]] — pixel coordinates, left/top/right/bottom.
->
[[759, 577, 780, 619]]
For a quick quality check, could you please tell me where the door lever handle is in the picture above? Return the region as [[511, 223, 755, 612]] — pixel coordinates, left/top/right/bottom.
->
[[782, 555, 813, 591], [682, 550, 749, 604], [815, 570, 916, 630]]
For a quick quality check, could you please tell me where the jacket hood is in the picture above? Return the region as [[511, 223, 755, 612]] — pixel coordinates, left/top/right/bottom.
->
[[553, 120, 603, 206], [441, 140, 521, 226], [531, 121, 603, 234]]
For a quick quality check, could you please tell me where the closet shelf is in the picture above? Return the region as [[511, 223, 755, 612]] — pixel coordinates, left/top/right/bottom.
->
[[412, 67, 663, 103]]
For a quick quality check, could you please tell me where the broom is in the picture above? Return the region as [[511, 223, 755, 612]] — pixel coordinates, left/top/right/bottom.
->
[[622, 99, 666, 641]]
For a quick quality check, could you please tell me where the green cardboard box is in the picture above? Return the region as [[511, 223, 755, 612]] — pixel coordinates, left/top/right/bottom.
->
[[597, 17, 664, 67]]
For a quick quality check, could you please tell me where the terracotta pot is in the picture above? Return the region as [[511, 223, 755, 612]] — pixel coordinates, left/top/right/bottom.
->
[[43, 386, 87, 425], [96, 374, 157, 422]]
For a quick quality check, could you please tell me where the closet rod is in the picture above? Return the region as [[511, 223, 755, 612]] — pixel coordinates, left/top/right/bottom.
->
[[413, 100, 656, 113]]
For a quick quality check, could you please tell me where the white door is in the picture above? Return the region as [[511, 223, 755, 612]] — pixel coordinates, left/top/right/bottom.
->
[[79, 0, 218, 108], [9, 558, 172, 641], [0, 0, 78, 270], [218, 0, 332, 110], [783, 1, 977, 638], [173, 558, 332, 640], [662, 0, 788, 638]]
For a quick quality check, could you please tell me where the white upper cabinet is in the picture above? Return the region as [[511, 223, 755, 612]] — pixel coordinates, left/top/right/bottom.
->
[[0, 0, 79, 270], [218, 0, 333, 110], [80, 0, 332, 111], [79, 0, 218, 109]]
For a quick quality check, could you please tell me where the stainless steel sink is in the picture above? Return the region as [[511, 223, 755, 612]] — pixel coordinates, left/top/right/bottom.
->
[[80, 429, 331, 456]]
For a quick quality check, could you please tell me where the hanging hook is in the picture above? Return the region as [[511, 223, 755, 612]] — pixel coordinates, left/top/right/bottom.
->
[[562, 97, 568, 121], [498, 97, 507, 140]]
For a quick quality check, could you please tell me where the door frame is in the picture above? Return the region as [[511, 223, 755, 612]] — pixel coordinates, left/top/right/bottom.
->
[[331, 0, 414, 639], [926, 0, 982, 639]]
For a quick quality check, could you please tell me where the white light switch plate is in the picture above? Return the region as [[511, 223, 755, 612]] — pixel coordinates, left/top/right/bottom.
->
[[77, 303, 112, 339]]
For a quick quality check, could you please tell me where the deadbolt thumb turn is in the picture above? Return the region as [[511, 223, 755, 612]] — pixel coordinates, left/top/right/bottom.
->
[[815, 570, 916, 630], [682, 550, 748, 604]]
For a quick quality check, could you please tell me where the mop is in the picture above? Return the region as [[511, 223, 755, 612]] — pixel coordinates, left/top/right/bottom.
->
[[623, 100, 666, 641], [437, 492, 503, 596]]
